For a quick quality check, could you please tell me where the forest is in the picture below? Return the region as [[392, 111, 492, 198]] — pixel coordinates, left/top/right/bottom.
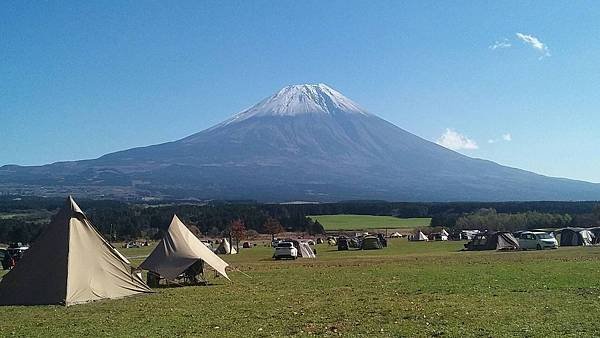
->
[[1, 196, 599, 244]]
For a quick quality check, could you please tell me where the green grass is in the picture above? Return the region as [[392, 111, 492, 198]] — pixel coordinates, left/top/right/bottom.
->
[[2, 240, 600, 337], [309, 214, 431, 231]]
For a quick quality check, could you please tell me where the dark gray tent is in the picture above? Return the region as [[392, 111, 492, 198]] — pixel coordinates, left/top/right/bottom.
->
[[589, 227, 600, 244], [554, 228, 594, 246], [464, 231, 520, 251], [361, 236, 382, 250]]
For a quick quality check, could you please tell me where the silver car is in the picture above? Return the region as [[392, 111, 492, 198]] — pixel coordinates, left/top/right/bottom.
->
[[518, 231, 558, 250]]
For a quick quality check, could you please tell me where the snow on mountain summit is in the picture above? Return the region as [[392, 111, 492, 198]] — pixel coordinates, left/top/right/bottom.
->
[[222, 84, 370, 125]]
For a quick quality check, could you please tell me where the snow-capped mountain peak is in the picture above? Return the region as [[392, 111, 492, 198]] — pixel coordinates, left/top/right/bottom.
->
[[222, 84, 370, 125]]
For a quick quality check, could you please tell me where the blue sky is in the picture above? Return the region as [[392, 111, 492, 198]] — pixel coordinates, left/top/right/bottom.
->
[[2, 1, 599, 182]]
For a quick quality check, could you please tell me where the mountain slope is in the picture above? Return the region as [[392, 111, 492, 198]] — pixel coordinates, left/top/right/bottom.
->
[[2, 84, 599, 201]]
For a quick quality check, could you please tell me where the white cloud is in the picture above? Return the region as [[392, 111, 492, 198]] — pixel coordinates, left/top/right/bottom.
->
[[437, 129, 478, 151], [488, 139, 496, 144], [502, 133, 512, 141], [489, 39, 512, 50], [516, 33, 550, 59]]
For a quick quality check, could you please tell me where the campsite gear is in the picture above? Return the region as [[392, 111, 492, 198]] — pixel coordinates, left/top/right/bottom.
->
[[316, 238, 324, 244], [463, 231, 520, 251], [183, 260, 205, 284], [298, 242, 316, 258], [361, 236, 382, 250], [147, 271, 161, 288], [389, 232, 402, 238], [215, 238, 238, 254], [0, 250, 8, 270], [377, 233, 387, 247], [140, 215, 230, 281], [0, 196, 152, 306], [554, 228, 594, 246]]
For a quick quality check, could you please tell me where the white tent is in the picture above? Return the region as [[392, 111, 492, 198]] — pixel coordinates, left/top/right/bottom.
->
[[390, 232, 403, 238], [139, 215, 230, 281], [298, 242, 316, 258], [0, 196, 152, 306], [441, 229, 449, 237], [215, 238, 238, 254], [409, 230, 429, 241]]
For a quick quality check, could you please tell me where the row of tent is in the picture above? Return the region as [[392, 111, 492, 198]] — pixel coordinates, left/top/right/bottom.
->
[[407, 229, 450, 242], [463, 227, 600, 251], [0, 197, 232, 306]]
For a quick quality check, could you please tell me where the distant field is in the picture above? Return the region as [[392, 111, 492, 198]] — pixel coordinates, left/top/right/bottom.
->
[[309, 214, 431, 230]]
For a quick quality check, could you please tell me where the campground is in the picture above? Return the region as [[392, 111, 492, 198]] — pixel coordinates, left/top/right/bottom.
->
[[2, 239, 600, 337]]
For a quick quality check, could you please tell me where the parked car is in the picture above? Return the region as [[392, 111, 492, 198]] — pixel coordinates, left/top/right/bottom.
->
[[518, 231, 558, 250], [273, 242, 298, 260]]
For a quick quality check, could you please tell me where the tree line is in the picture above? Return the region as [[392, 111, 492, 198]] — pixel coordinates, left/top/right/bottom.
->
[[1, 197, 600, 244]]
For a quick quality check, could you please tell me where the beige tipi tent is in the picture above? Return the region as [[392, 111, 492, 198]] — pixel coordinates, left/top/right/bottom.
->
[[214, 238, 237, 254], [0, 196, 152, 306], [409, 230, 429, 242], [139, 215, 230, 281]]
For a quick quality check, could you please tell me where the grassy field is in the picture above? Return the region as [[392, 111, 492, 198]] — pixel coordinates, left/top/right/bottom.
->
[[2, 240, 600, 337], [309, 214, 431, 231]]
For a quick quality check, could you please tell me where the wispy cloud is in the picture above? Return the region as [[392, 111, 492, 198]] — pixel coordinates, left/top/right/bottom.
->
[[488, 133, 512, 144], [489, 38, 512, 50], [516, 33, 550, 59], [437, 129, 478, 151]]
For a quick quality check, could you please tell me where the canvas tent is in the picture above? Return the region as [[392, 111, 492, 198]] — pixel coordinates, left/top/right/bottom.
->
[[554, 228, 594, 246], [464, 231, 520, 251], [215, 238, 237, 254], [389, 232, 402, 238], [139, 215, 230, 281], [0, 196, 151, 306], [298, 242, 316, 258], [409, 230, 429, 241], [441, 229, 449, 237]]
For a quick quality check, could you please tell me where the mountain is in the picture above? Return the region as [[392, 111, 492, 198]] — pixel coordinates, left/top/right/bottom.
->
[[2, 83, 600, 202]]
